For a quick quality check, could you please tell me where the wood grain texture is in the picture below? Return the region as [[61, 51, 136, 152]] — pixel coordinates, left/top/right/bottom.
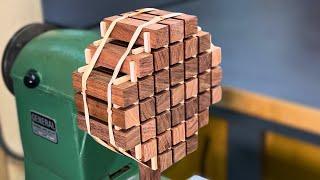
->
[[155, 90, 170, 114], [199, 90, 211, 112], [138, 75, 154, 100], [185, 97, 198, 119], [171, 122, 185, 145], [154, 69, 169, 93], [184, 57, 198, 79], [184, 36, 198, 59], [198, 109, 209, 128], [103, 15, 169, 49], [77, 114, 140, 150], [185, 77, 198, 100], [170, 63, 184, 86], [139, 164, 161, 180], [197, 31, 211, 53], [156, 110, 171, 135], [211, 86, 222, 104], [157, 150, 173, 172], [186, 134, 198, 154], [72, 70, 138, 107], [141, 118, 156, 142], [169, 41, 184, 65], [211, 66, 223, 87], [153, 47, 169, 71], [198, 51, 212, 73], [170, 83, 185, 107], [185, 116, 198, 138], [75, 93, 139, 129], [198, 71, 211, 93], [212, 45, 222, 67], [157, 130, 172, 153], [141, 138, 157, 162], [172, 141, 186, 163], [171, 103, 185, 127], [139, 97, 155, 122]]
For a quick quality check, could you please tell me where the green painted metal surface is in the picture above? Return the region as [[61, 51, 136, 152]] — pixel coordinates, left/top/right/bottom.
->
[[10, 29, 139, 180]]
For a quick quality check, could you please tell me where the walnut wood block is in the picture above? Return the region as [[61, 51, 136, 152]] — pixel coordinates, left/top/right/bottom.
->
[[103, 15, 169, 49], [72, 70, 138, 107], [197, 31, 211, 53], [152, 47, 169, 71], [171, 103, 185, 127], [141, 139, 157, 162], [77, 114, 140, 150], [198, 71, 211, 93], [138, 75, 154, 100], [184, 57, 198, 79], [185, 77, 198, 100], [172, 142, 186, 163], [155, 90, 170, 114], [211, 85, 222, 104], [198, 90, 211, 112], [185, 97, 198, 119], [170, 84, 184, 107], [139, 97, 155, 122], [171, 123, 185, 145], [198, 51, 212, 73], [157, 130, 172, 153], [154, 69, 169, 93], [141, 118, 156, 142], [211, 66, 223, 87], [86, 44, 153, 78], [184, 36, 198, 59], [186, 135, 198, 154], [170, 63, 184, 86], [169, 41, 184, 65], [198, 109, 209, 128], [158, 150, 173, 172], [185, 116, 198, 138], [75, 94, 139, 129], [212, 46, 222, 67], [156, 111, 171, 135], [139, 164, 161, 180]]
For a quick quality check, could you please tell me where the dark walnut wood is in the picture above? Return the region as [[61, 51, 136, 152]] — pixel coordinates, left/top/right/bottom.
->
[[211, 66, 223, 87], [138, 164, 161, 180], [197, 31, 211, 53], [141, 118, 156, 142], [155, 110, 171, 135], [169, 41, 184, 65], [170, 83, 185, 107], [141, 138, 157, 162], [212, 45, 222, 67], [198, 90, 211, 112], [152, 47, 169, 71], [198, 71, 211, 93], [185, 115, 198, 138], [184, 57, 198, 80], [157, 150, 173, 172], [154, 69, 169, 93], [211, 85, 222, 104], [186, 134, 198, 154], [172, 141, 186, 163], [171, 122, 185, 145], [170, 63, 184, 86], [184, 36, 198, 59], [171, 103, 185, 127], [185, 97, 198, 119], [185, 77, 198, 100], [157, 130, 172, 153], [155, 90, 170, 114], [139, 97, 155, 122], [198, 109, 209, 128], [138, 75, 154, 100], [198, 51, 212, 73]]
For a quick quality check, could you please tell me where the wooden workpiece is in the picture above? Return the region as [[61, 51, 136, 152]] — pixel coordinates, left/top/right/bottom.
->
[[138, 75, 154, 100], [169, 41, 184, 65], [155, 90, 171, 114], [198, 109, 209, 128], [185, 97, 198, 119], [157, 150, 173, 172], [139, 97, 156, 122], [211, 85, 222, 104], [198, 71, 211, 93], [157, 130, 172, 153], [184, 36, 198, 59], [170, 63, 184, 86], [154, 69, 169, 93], [185, 116, 198, 138], [198, 90, 211, 112], [185, 77, 198, 99], [155, 110, 171, 135], [141, 118, 156, 142], [211, 66, 223, 87], [211, 45, 222, 67], [198, 51, 212, 73], [170, 84, 185, 107], [197, 31, 211, 53], [171, 103, 185, 127], [184, 57, 198, 79], [171, 123, 186, 145], [152, 47, 169, 71], [186, 135, 198, 154], [172, 141, 186, 163], [141, 139, 157, 162]]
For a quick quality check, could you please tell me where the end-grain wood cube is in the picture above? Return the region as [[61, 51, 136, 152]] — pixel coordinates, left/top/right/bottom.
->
[[141, 118, 156, 142], [153, 47, 169, 71], [139, 97, 155, 122], [141, 139, 157, 162], [197, 31, 211, 53], [198, 90, 211, 112], [171, 123, 185, 145], [184, 36, 198, 59], [185, 97, 198, 119], [185, 77, 198, 99], [155, 90, 170, 114], [170, 63, 184, 86], [211, 85, 222, 104], [158, 150, 173, 172], [198, 109, 209, 128], [172, 142, 186, 163], [211, 66, 222, 87], [198, 71, 211, 93], [138, 75, 154, 100], [212, 45, 222, 67], [186, 135, 198, 154], [198, 51, 212, 73], [156, 110, 171, 134], [170, 83, 185, 107], [171, 103, 185, 127], [185, 116, 198, 138], [157, 130, 172, 153], [154, 69, 169, 93], [184, 57, 198, 79], [169, 41, 184, 65]]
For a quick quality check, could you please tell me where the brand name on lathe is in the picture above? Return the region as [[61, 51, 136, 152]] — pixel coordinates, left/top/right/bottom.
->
[[31, 112, 56, 131]]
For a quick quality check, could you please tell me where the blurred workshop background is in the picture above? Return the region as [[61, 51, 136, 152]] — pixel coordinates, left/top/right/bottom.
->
[[1, 0, 320, 179]]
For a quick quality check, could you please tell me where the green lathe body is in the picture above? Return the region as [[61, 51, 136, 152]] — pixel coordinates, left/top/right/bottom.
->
[[10, 29, 139, 180]]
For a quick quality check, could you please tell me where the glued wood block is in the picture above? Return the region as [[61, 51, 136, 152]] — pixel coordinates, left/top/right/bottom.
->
[[197, 31, 211, 53], [158, 150, 173, 172], [86, 44, 153, 78], [156, 110, 171, 134], [170, 83, 185, 107], [185, 77, 198, 100], [138, 75, 154, 100], [198, 51, 212, 73], [157, 130, 172, 153], [155, 90, 171, 114], [170, 63, 184, 86], [186, 135, 198, 154], [172, 142, 186, 163], [185, 97, 198, 119], [184, 36, 198, 59], [198, 109, 209, 128], [72, 70, 138, 107], [153, 47, 169, 71], [211, 66, 223, 87], [75, 93, 139, 129], [171, 123, 185, 145], [154, 69, 169, 93], [141, 118, 156, 142], [141, 139, 157, 162], [171, 103, 185, 127], [198, 71, 211, 93], [212, 46, 222, 67], [139, 97, 155, 122], [185, 116, 198, 138], [198, 90, 211, 112], [169, 41, 184, 65], [102, 15, 169, 49], [184, 57, 198, 79], [211, 85, 222, 104], [77, 114, 140, 150]]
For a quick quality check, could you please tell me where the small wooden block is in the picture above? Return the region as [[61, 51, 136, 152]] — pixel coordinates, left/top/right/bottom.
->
[[169, 41, 184, 65], [155, 110, 171, 134], [158, 150, 173, 172], [141, 118, 156, 142], [197, 31, 211, 53], [138, 164, 161, 180], [141, 139, 157, 162], [186, 135, 198, 154], [212, 46, 222, 67], [170, 63, 184, 86], [185, 78, 198, 99], [198, 71, 211, 93], [185, 97, 198, 119], [172, 142, 186, 163], [157, 130, 172, 153], [170, 84, 185, 107], [198, 90, 211, 112], [184, 57, 198, 79], [153, 47, 169, 71], [211, 66, 223, 87], [198, 109, 209, 128], [211, 86, 222, 104], [184, 36, 198, 59], [198, 51, 212, 73], [171, 103, 185, 127], [138, 75, 154, 100], [155, 90, 170, 114], [154, 69, 169, 93], [171, 123, 185, 145], [185, 116, 198, 138], [139, 97, 155, 122]]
